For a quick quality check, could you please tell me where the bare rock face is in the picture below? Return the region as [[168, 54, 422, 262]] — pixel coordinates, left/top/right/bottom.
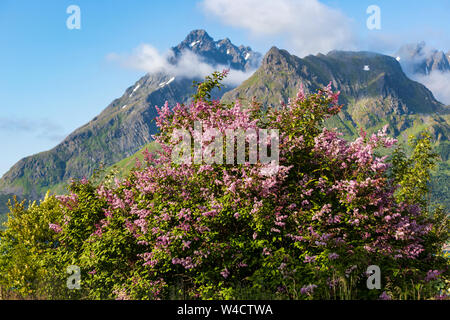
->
[[172, 29, 262, 71], [396, 42, 450, 75]]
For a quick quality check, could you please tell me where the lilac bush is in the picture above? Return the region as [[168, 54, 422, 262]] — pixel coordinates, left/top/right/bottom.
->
[[1, 72, 447, 299]]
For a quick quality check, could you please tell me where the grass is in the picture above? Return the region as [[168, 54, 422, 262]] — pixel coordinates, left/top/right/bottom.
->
[[103, 141, 161, 179]]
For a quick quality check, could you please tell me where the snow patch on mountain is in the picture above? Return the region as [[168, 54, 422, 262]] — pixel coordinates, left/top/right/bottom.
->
[[129, 84, 141, 97], [159, 77, 176, 88]]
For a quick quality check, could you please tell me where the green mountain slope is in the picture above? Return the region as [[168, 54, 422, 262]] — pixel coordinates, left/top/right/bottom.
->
[[0, 74, 196, 199], [221, 47, 450, 208], [106, 141, 161, 179]]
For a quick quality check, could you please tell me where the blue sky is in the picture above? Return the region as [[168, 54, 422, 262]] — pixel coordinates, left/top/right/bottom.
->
[[0, 0, 449, 177]]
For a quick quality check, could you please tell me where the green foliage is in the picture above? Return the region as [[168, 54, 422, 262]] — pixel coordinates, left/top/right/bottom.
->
[[389, 131, 450, 299], [192, 70, 229, 103], [0, 193, 64, 298], [0, 73, 448, 300], [391, 131, 439, 209]]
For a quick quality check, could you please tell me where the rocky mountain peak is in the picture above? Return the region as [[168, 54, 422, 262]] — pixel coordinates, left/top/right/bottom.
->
[[188, 29, 213, 41], [219, 37, 232, 44], [172, 30, 262, 72], [396, 42, 450, 75], [177, 29, 215, 49], [261, 47, 294, 69]]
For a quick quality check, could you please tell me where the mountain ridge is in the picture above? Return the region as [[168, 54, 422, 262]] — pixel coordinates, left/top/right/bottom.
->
[[0, 30, 261, 210], [396, 41, 450, 75], [221, 46, 449, 208], [237, 46, 446, 124]]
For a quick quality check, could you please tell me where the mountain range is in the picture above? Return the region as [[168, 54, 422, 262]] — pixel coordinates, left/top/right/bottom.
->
[[223, 47, 448, 138], [222, 46, 449, 209], [396, 41, 450, 75], [0, 30, 261, 213], [0, 30, 449, 217]]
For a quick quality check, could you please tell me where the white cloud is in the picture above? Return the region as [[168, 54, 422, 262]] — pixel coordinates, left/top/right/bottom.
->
[[109, 44, 256, 86], [394, 42, 450, 105], [0, 118, 66, 142], [200, 0, 357, 57], [412, 71, 450, 105], [397, 42, 439, 75]]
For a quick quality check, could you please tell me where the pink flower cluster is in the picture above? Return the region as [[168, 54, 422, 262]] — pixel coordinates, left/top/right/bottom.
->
[[60, 83, 436, 298]]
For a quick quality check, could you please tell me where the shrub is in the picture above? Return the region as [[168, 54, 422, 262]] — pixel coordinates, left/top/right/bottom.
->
[[0, 72, 448, 299]]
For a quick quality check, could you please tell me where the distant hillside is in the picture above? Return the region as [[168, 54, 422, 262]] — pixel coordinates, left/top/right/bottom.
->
[[107, 141, 160, 179], [396, 41, 450, 75]]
